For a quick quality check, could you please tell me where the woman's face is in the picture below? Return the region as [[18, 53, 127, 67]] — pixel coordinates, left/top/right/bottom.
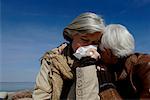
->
[[100, 48, 118, 65], [72, 32, 102, 51]]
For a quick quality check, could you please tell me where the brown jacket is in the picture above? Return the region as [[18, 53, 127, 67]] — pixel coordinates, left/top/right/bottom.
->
[[100, 53, 150, 100]]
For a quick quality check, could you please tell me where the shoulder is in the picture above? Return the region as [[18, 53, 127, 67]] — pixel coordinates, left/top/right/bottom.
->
[[136, 53, 150, 64], [125, 53, 150, 93], [42, 42, 69, 61], [134, 53, 150, 70], [124, 53, 150, 74], [126, 53, 150, 66], [131, 53, 150, 76], [51, 42, 68, 54]]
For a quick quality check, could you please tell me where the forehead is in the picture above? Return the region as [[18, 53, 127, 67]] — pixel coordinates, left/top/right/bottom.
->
[[81, 32, 102, 36], [73, 32, 102, 39]]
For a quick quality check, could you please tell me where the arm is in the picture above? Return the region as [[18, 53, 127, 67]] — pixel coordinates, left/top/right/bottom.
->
[[32, 59, 53, 100], [33, 57, 64, 100], [97, 65, 123, 100], [99, 88, 122, 100], [75, 47, 100, 100], [130, 54, 150, 99], [134, 62, 150, 99], [76, 65, 100, 100], [33, 43, 71, 100]]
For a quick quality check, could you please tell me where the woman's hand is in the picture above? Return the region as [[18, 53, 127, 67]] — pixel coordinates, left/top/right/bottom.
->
[[86, 48, 101, 61], [79, 48, 101, 67]]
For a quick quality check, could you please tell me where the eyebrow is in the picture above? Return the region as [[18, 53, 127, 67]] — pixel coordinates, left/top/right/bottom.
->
[[80, 38, 89, 41], [81, 35, 87, 38], [80, 35, 88, 40]]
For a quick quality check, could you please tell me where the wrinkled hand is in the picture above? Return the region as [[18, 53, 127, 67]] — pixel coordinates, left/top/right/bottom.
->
[[97, 65, 116, 92], [77, 48, 101, 67], [86, 48, 101, 61]]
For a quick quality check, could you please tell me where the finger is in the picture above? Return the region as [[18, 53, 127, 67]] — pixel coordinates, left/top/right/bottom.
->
[[91, 52, 100, 60], [86, 50, 94, 57]]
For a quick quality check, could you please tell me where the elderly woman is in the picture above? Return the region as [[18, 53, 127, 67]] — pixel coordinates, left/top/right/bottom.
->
[[97, 24, 150, 99], [32, 12, 105, 100]]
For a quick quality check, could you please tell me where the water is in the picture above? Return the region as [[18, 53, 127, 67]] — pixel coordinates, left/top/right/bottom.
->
[[0, 82, 35, 92]]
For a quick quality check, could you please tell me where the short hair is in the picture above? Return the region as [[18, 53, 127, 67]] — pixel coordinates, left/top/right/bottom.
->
[[63, 12, 105, 41], [100, 24, 135, 58]]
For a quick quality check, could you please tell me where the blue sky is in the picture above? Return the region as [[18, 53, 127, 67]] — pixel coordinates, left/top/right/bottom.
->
[[1, 0, 150, 82]]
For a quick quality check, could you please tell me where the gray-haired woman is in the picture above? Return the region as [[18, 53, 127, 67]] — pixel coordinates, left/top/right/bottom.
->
[[33, 12, 105, 100], [97, 24, 150, 99]]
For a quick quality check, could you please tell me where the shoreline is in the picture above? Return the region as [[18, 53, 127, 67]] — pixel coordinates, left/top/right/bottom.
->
[[0, 89, 33, 99]]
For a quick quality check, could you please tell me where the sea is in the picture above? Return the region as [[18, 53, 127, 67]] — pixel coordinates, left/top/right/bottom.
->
[[0, 82, 35, 92]]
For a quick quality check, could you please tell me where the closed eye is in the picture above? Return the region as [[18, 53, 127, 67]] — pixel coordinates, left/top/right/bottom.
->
[[80, 38, 90, 42]]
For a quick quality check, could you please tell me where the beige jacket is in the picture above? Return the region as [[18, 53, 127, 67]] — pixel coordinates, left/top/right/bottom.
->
[[32, 43, 75, 100], [76, 65, 100, 100], [32, 43, 101, 100]]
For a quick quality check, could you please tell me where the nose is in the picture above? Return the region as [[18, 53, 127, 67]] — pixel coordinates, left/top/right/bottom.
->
[[81, 42, 92, 47]]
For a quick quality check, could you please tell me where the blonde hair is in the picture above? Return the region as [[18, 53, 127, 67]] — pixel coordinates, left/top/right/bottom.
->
[[100, 24, 135, 57], [63, 12, 105, 41]]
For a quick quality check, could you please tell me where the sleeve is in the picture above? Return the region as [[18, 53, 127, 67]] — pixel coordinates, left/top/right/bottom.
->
[[96, 65, 123, 100], [76, 65, 100, 100], [99, 88, 122, 100], [32, 59, 53, 100], [134, 62, 150, 98]]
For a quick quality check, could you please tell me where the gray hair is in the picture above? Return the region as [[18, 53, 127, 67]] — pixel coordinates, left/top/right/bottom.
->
[[100, 24, 135, 58], [63, 12, 105, 41]]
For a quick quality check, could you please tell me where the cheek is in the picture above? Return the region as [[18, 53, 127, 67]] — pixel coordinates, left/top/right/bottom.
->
[[111, 56, 118, 64], [100, 51, 111, 63], [100, 51, 107, 60], [72, 40, 90, 51], [72, 41, 81, 52]]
